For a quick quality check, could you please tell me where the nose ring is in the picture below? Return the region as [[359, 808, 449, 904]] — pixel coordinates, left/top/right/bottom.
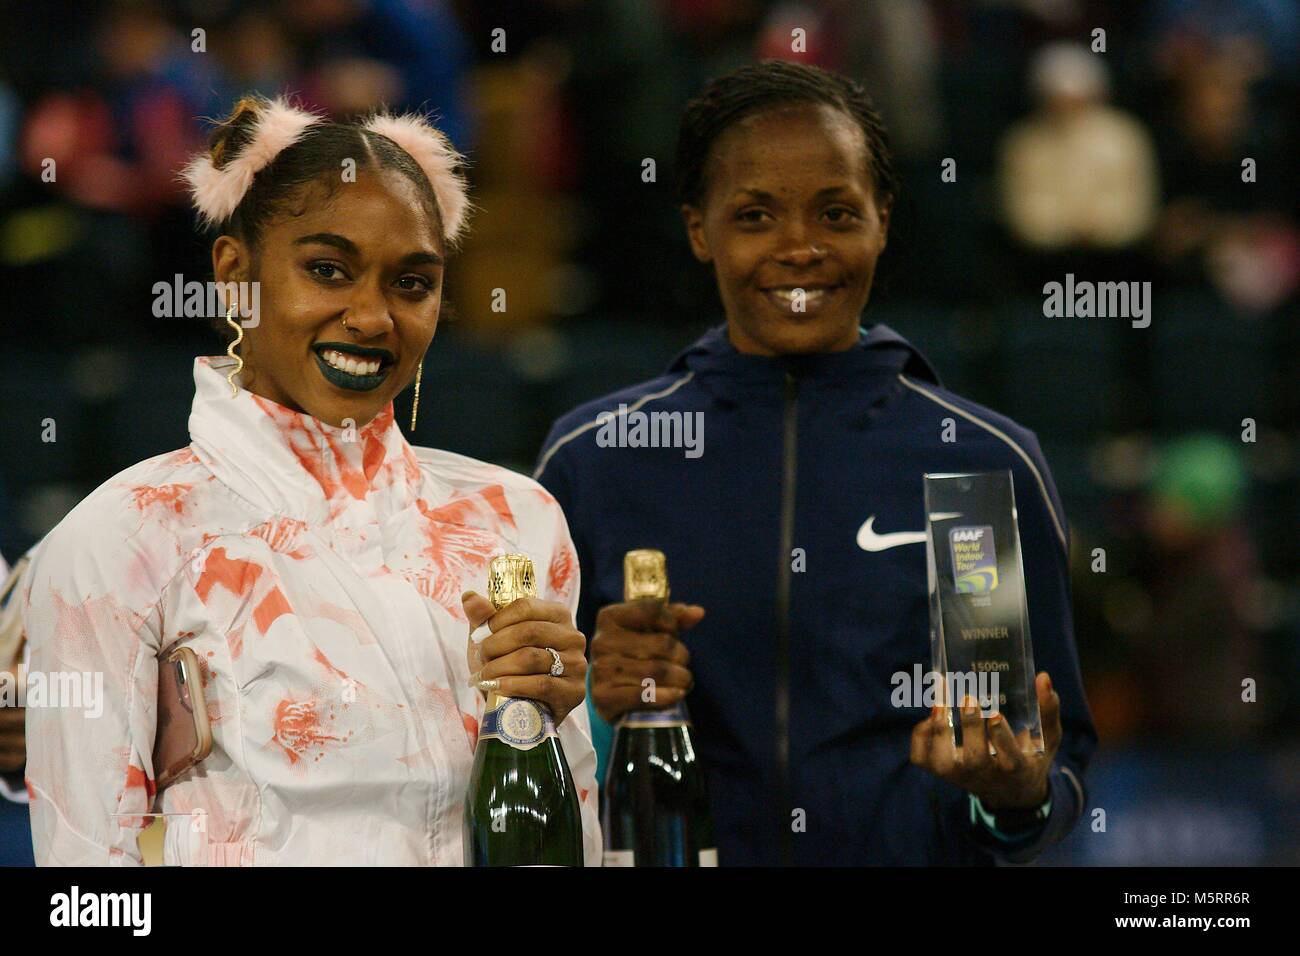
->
[[341, 315, 352, 333]]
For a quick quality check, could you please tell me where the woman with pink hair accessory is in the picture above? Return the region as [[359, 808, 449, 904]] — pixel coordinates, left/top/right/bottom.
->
[[22, 95, 600, 865]]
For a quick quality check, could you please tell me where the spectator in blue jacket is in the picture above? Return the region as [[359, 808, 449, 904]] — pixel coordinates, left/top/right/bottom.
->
[[535, 61, 1097, 865]]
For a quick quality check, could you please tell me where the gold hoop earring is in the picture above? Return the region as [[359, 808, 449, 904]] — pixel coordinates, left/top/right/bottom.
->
[[410, 361, 422, 431], [225, 305, 244, 397]]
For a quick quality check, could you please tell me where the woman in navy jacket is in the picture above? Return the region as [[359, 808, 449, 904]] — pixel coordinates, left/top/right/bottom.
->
[[535, 61, 1097, 865]]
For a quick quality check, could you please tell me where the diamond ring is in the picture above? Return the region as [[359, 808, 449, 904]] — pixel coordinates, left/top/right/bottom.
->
[[546, 647, 564, 677]]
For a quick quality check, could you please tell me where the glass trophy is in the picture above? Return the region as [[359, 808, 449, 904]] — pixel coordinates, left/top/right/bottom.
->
[[924, 470, 1043, 754]]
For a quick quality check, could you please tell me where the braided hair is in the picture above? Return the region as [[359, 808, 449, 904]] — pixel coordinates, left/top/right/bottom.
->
[[675, 60, 898, 210]]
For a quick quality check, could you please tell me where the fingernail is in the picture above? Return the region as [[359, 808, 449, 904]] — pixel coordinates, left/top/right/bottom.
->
[[476, 678, 499, 693], [1045, 673, 1053, 692], [462, 590, 477, 602], [990, 712, 1004, 725]]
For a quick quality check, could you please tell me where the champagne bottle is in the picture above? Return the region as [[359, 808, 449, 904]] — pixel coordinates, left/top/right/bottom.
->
[[602, 549, 716, 866], [463, 553, 584, 866]]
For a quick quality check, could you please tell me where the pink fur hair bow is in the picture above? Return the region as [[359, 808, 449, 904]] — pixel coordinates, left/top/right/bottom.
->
[[364, 112, 471, 245], [182, 96, 324, 229]]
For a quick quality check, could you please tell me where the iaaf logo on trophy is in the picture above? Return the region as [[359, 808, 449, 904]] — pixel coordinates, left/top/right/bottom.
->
[[949, 525, 998, 594], [152, 275, 260, 327]]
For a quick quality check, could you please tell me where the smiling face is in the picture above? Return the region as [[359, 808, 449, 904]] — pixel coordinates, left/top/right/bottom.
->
[[212, 167, 443, 427], [682, 103, 891, 356]]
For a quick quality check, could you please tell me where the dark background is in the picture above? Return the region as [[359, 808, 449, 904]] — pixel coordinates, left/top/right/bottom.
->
[[0, 0, 1297, 864]]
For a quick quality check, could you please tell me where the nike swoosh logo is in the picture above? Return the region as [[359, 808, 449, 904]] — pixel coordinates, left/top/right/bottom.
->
[[856, 514, 963, 552]]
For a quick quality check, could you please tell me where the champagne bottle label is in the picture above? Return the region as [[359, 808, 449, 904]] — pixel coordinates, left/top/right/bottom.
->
[[699, 849, 718, 866], [479, 697, 557, 751], [618, 700, 691, 729]]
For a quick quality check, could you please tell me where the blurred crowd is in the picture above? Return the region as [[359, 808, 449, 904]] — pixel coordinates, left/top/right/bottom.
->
[[0, 0, 1297, 781]]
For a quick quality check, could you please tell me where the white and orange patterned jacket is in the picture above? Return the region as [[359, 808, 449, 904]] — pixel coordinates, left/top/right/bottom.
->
[[23, 356, 600, 865]]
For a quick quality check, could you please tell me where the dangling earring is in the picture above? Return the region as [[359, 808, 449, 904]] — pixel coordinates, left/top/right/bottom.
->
[[409, 361, 423, 431], [225, 304, 244, 397]]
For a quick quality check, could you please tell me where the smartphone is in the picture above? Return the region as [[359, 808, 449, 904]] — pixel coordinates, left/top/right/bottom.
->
[[153, 646, 213, 790]]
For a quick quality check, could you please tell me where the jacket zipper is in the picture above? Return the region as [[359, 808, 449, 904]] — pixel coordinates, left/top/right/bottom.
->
[[776, 370, 797, 866]]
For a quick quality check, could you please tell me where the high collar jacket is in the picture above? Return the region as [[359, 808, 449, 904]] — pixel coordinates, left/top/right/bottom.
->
[[23, 356, 600, 865], [536, 324, 1097, 866]]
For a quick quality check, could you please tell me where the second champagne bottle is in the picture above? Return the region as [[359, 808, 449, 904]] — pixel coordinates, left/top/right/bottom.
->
[[601, 549, 716, 866]]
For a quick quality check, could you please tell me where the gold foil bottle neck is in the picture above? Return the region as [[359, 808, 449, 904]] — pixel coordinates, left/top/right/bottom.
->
[[624, 549, 669, 602], [488, 553, 537, 610]]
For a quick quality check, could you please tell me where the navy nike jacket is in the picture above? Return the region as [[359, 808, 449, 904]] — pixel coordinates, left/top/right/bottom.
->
[[534, 324, 1097, 865]]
